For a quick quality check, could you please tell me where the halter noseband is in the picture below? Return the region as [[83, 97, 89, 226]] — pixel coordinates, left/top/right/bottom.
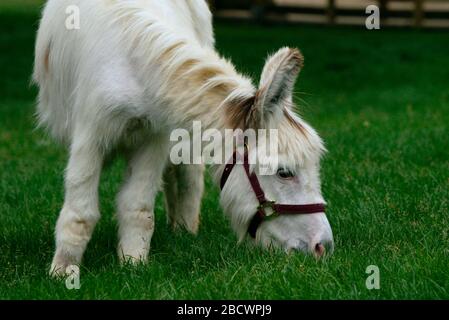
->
[[220, 146, 326, 238]]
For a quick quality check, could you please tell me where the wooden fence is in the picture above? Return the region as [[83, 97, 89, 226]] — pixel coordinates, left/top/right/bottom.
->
[[210, 0, 449, 28]]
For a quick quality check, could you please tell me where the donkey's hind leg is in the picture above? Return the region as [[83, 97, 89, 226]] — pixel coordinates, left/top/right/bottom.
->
[[116, 138, 169, 264], [163, 164, 205, 235]]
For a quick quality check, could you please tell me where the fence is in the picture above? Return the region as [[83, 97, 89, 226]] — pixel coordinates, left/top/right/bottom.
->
[[210, 0, 449, 28]]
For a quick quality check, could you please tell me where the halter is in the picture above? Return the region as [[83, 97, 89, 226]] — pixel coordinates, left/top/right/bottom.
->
[[220, 145, 326, 238]]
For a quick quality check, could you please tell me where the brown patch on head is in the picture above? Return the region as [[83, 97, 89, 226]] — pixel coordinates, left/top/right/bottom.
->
[[225, 95, 256, 130], [283, 108, 307, 136]]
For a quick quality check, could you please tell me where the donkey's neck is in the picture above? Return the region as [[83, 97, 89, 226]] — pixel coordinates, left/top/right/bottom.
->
[[154, 44, 257, 184], [154, 44, 256, 131]]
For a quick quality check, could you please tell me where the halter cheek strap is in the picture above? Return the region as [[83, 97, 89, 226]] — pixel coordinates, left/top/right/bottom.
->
[[220, 146, 326, 238]]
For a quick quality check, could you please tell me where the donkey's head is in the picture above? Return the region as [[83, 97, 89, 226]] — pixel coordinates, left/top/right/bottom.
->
[[220, 47, 333, 256]]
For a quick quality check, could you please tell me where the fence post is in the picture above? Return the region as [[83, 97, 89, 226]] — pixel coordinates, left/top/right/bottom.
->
[[414, 0, 424, 28], [251, 0, 273, 24], [379, 0, 387, 24], [327, 0, 336, 25]]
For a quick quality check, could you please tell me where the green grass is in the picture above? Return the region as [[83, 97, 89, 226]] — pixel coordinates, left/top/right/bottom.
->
[[1, 3, 449, 300]]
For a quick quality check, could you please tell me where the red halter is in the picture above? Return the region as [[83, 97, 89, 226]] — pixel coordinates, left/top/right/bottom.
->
[[220, 146, 326, 238]]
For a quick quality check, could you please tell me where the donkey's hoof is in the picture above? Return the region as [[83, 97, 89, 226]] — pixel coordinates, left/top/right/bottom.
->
[[117, 247, 149, 265], [49, 262, 78, 278], [49, 251, 81, 278], [119, 255, 148, 266], [49, 265, 66, 278], [170, 215, 199, 235]]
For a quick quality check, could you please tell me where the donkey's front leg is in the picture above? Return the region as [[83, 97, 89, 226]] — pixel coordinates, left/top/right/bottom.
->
[[50, 133, 103, 277], [163, 164, 204, 234], [116, 139, 168, 264]]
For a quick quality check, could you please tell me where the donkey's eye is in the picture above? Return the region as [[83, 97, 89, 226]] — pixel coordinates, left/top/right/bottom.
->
[[277, 168, 295, 179]]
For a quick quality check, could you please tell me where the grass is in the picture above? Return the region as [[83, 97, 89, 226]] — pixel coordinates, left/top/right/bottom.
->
[[0, 2, 448, 299]]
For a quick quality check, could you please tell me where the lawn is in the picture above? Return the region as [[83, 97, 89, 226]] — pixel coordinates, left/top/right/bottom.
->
[[0, 2, 448, 299]]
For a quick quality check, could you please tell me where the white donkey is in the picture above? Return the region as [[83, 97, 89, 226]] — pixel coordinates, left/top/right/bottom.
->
[[33, 0, 333, 276]]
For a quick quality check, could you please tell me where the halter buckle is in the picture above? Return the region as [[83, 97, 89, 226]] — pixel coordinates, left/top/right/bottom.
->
[[258, 200, 278, 219]]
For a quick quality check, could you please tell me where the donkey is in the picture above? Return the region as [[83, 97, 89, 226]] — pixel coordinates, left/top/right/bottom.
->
[[33, 0, 333, 276]]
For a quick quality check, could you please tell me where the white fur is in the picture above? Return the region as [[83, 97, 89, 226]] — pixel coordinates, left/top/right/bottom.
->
[[33, 0, 333, 276]]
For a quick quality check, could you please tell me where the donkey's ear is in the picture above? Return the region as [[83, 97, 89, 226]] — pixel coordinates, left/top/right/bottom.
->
[[255, 47, 303, 125]]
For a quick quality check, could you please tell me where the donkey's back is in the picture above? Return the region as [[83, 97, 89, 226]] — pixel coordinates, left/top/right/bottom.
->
[[33, 0, 214, 143]]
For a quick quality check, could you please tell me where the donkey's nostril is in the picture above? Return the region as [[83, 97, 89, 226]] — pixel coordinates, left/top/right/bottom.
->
[[314, 243, 326, 257]]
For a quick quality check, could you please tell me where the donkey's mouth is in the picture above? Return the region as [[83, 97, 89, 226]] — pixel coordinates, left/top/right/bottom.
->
[[284, 238, 309, 253], [284, 238, 334, 257]]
